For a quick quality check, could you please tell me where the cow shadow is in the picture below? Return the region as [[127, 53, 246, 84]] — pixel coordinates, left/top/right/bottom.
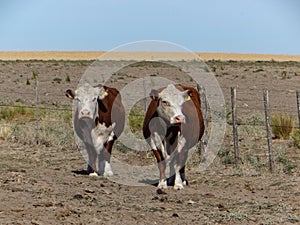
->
[[72, 170, 90, 175], [139, 175, 186, 187]]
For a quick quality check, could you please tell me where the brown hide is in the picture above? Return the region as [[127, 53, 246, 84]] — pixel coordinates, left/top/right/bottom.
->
[[97, 86, 125, 139]]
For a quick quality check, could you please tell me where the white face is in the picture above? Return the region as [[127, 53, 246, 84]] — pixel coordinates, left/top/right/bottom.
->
[[156, 84, 189, 125], [73, 83, 106, 120]]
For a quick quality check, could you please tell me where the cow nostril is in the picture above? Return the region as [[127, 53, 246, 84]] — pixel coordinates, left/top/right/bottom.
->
[[175, 115, 184, 123], [81, 110, 90, 116]]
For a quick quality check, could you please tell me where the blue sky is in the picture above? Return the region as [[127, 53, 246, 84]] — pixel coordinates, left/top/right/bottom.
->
[[0, 0, 300, 54]]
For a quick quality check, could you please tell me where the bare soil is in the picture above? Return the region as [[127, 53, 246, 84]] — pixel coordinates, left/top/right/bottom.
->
[[0, 59, 300, 224]]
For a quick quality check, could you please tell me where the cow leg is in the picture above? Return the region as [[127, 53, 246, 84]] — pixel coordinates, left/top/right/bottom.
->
[[86, 144, 98, 176], [174, 148, 189, 189], [180, 166, 188, 186], [180, 147, 189, 186], [174, 136, 187, 190], [174, 166, 183, 190], [167, 152, 176, 186], [152, 149, 167, 189], [99, 140, 114, 177]]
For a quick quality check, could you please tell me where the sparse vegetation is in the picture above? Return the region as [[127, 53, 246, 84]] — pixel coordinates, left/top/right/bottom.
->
[[128, 108, 145, 134], [129, 61, 171, 68], [65, 74, 71, 82], [253, 68, 264, 73], [0, 106, 35, 121], [53, 77, 62, 84], [276, 149, 297, 174], [281, 71, 287, 79], [0, 105, 73, 147], [218, 148, 235, 165], [271, 113, 294, 140], [292, 129, 300, 148], [26, 77, 30, 85]]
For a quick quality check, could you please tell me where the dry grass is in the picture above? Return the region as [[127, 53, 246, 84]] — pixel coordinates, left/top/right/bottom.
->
[[0, 51, 300, 61], [271, 113, 295, 140]]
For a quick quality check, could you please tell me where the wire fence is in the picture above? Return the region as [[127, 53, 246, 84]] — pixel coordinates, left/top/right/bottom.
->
[[0, 86, 300, 173]]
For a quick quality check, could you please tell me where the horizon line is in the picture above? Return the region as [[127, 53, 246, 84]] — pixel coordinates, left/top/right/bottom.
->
[[0, 51, 300, 62]]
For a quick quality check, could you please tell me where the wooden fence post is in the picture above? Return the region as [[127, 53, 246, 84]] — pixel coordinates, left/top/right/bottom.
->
[[197, 84, 208, 162], [296, 90, 300, 129], [33, 71, 40, 145], [231, 87, 240, 166], [263, 88, 274, 173]]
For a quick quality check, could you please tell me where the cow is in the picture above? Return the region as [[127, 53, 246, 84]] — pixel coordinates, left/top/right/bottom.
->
[[143, 84, 204, 190], [65, 83, 125, 177]]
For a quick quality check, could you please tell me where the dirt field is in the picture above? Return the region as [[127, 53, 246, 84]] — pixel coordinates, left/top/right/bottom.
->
[[0, 54, 300, 224], [1, 51, 300, 61], [1, 140, 299, 225]]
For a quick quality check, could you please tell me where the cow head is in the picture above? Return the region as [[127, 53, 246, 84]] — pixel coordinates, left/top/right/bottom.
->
[[150, 84, 191, 125], [65, 83, 108, 120]]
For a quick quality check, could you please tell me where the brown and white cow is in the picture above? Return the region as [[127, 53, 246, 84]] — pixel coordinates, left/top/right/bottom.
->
[[66, 83, 125, 177], [143, 84, 204, 190]]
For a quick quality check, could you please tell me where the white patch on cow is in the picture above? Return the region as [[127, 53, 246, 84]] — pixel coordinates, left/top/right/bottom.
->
[[103, 161, 113, 177], [157, 84, 188, 125], [151, 132, 169, 160], [91, 122, 115, 154], [99, 160, 114, 177], [74, 83, 105, 120], [174, 134, 186, 190], [158, 179, 167, 189], [174, 169, 184, 190], [89, 172, 98, 177], [92, 122, 115, 177], [177, 133, 186, 153]]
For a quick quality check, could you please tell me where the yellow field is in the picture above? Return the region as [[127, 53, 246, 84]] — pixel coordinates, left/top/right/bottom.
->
[[0, 51, 300, 61]]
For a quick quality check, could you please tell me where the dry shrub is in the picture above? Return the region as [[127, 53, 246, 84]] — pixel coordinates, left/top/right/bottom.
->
[[0, 124, 12, 140], [271, 113, 294, 140], [292, 129, 300, 148]]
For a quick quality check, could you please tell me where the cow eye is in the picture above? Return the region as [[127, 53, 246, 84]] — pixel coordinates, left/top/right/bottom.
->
[[162, 100, 170, 107]]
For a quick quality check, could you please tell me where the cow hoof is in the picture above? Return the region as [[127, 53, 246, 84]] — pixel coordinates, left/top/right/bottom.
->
[[103, 170, 113, 177], [158, 180, 167, 189], [183, 180, 188, 186], [89, 172, 98, 177], [174, 183, 184, 190]]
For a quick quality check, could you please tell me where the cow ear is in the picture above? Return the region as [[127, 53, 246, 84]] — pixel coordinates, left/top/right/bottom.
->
[[98, 87, 109, 99], [150, 89, 159, 100], [65, 89, 75, 99], [184, 90, 192, 102]]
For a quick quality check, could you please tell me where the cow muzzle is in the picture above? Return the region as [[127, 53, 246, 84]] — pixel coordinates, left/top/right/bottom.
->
[[79, 109, 93, 119], [171, 115, 185, 125]]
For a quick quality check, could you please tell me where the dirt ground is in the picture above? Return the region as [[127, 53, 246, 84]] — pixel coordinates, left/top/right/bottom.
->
[[0, 140, 299, 225], [0, 58, 300, 224]]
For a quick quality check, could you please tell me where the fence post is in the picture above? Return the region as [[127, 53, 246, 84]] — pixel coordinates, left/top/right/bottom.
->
[[33, 71, 40, 145], [296, 90, 300, 129], [197, 84, 208, 162], [263, 88, 274, 173], [231, 87, 240, 166]]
